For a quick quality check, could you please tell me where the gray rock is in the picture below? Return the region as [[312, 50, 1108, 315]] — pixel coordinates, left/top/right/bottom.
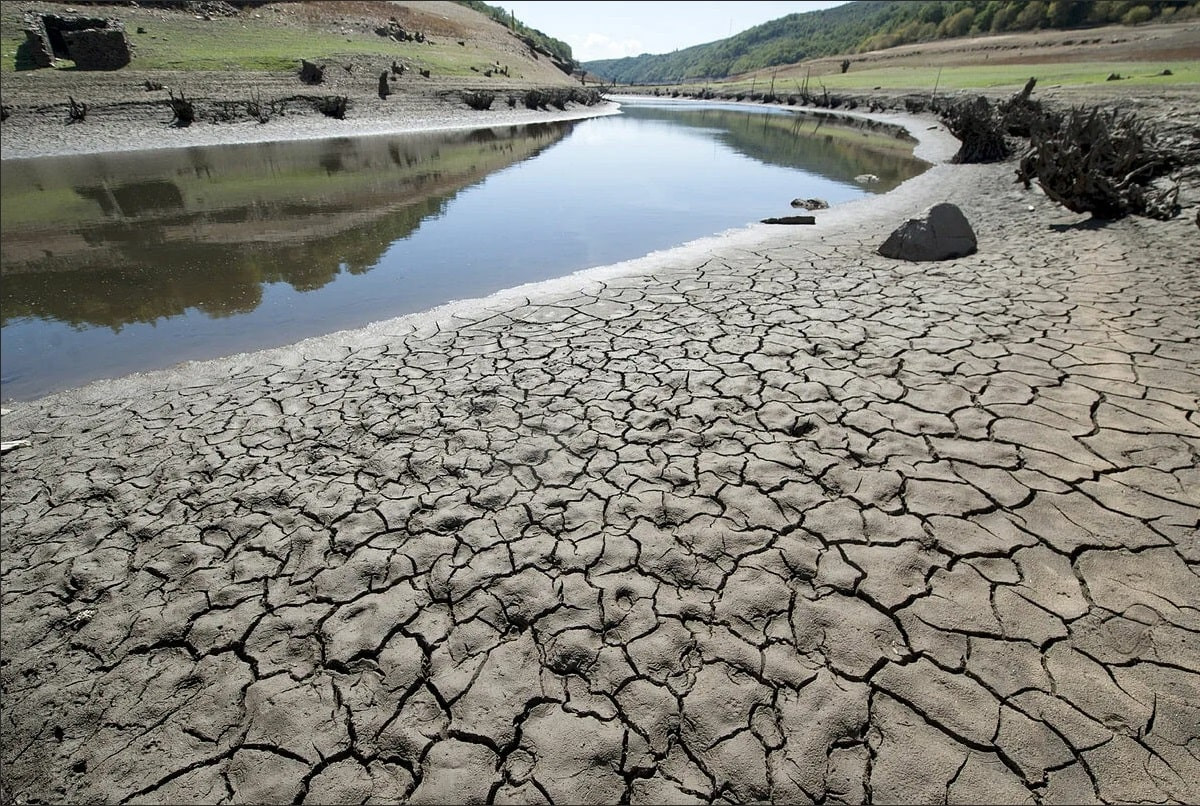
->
[[878, 203, 977, 262], [22, 13, 130, 70]]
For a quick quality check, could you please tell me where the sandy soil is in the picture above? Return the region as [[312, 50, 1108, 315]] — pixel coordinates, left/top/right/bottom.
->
[[2, 75, 1199, 803]]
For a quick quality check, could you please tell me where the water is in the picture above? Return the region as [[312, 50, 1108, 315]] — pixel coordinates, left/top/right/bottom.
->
[[0, 99, 928, 401]]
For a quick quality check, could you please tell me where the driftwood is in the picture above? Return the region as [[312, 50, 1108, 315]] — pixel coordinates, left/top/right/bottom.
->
[[67, 95, 87, 123], [1017, 106, 1181, 220], [998, 76, 1044, 137], [941, 95, 1010, 164], [761, 215, 816, 225]]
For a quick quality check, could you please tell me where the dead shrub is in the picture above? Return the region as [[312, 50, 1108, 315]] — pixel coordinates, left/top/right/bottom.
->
[[67, 95, 87, 124], [462, 90, 495, 111], [315, 95, 348, 119], [1018, 106, 1183, 220], [940, 96, 1011, 164], [168, 90, 195, 126]]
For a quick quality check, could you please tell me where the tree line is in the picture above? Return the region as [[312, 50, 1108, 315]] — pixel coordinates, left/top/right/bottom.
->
[[582, 0, 1197, 85]]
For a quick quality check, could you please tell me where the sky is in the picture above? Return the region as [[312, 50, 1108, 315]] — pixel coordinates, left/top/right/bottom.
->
[[500, 1, 851, 63]]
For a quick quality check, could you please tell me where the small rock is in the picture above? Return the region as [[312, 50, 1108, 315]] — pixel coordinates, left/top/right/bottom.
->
[[854, 174, 879, 184], [877, 202, 977, 262], [790, 198, 829, 210]]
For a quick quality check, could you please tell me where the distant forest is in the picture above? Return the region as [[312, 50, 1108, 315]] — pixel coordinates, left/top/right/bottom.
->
[[582, 0, 1198, 84], [454, 0, 575, 65]]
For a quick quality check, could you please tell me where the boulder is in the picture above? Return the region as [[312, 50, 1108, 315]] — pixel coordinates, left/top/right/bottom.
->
[[877, 203, 977, 262], [299, 59, 325, 85], [22, 13, 130, 70], [63, 27, 131, 70]]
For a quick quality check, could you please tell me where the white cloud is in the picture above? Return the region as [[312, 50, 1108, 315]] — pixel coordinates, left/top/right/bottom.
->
[[576, 33, 646, 62]]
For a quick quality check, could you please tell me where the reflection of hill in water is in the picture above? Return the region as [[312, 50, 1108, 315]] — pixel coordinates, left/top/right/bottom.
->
[[620, 104, 928, 190], [0, 122, 573, 330]]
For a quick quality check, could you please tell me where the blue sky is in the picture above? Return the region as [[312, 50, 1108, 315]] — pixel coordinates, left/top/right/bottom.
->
[[501, 1, 850, 62]]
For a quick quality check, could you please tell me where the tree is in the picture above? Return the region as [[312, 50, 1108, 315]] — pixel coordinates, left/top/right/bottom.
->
[[1087, 1, 1120, 24], [1122, 4, 1154, 23], [919, 2, 946, 24], [1047, 0, 1084, 27], [938, 7, 976, 37], [1014, 0, 1049, 30], [991, 2, 1021, 30], [973, 1, 1003, 32]]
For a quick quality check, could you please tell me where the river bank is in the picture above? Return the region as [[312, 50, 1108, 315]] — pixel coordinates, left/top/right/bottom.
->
[[0, 88, 621, 160]]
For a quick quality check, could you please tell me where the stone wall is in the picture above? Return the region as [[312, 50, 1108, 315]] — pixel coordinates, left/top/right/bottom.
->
[[22, 13, 131, 70], [63, 26, 131, 70]]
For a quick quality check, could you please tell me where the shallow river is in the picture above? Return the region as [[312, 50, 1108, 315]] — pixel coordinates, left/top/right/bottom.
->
[[0, 99, 927, 401]]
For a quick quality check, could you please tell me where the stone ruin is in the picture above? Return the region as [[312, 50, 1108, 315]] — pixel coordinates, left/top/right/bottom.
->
[[23, 12, 131, 70], [375, 18, 424, 42]]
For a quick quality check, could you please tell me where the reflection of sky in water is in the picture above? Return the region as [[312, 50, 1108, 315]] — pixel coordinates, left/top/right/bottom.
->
[[1, 101, 927, 400]]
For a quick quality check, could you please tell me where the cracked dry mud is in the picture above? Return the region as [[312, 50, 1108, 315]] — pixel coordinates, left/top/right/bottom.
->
[[2, 125, 1199, 804]]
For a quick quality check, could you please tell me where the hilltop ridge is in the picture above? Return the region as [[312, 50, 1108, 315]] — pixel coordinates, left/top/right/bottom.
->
[[582, 0, 1198, 84]]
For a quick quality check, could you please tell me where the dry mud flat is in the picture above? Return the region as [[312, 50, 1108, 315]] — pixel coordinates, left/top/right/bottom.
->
[[2, 99, 1200, 804]]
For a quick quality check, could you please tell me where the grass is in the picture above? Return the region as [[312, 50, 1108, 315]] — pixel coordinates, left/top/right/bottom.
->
[[4, 2, 1195, 89], [719, 60, 1200, 95], [806, 61, 1196, 91], [0, 5, 522, 77], [125, 27, 492, 75]]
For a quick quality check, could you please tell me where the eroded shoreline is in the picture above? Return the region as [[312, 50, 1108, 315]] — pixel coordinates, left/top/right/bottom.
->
[[2, 96, 1199, 804]]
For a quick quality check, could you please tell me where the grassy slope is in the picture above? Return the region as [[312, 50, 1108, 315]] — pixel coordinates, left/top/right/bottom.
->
[[737, 61, 1200, 94], [0, 1, 569, 80], [0, 5, 363, 73]]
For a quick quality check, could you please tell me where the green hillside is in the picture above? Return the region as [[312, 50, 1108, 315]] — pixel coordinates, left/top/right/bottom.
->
[[582, 0, 1198, 84]]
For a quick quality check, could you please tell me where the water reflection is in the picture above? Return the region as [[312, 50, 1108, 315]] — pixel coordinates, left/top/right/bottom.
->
[[2, 122, 573, 331], [618, 102, 925, 191], [1, 102, 928, 400]]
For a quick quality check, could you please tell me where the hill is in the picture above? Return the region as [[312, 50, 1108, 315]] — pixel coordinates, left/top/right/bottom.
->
[[0, 0, 600, 149], [0, 0, 577, 79], [582, 0, 1199, 84]]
